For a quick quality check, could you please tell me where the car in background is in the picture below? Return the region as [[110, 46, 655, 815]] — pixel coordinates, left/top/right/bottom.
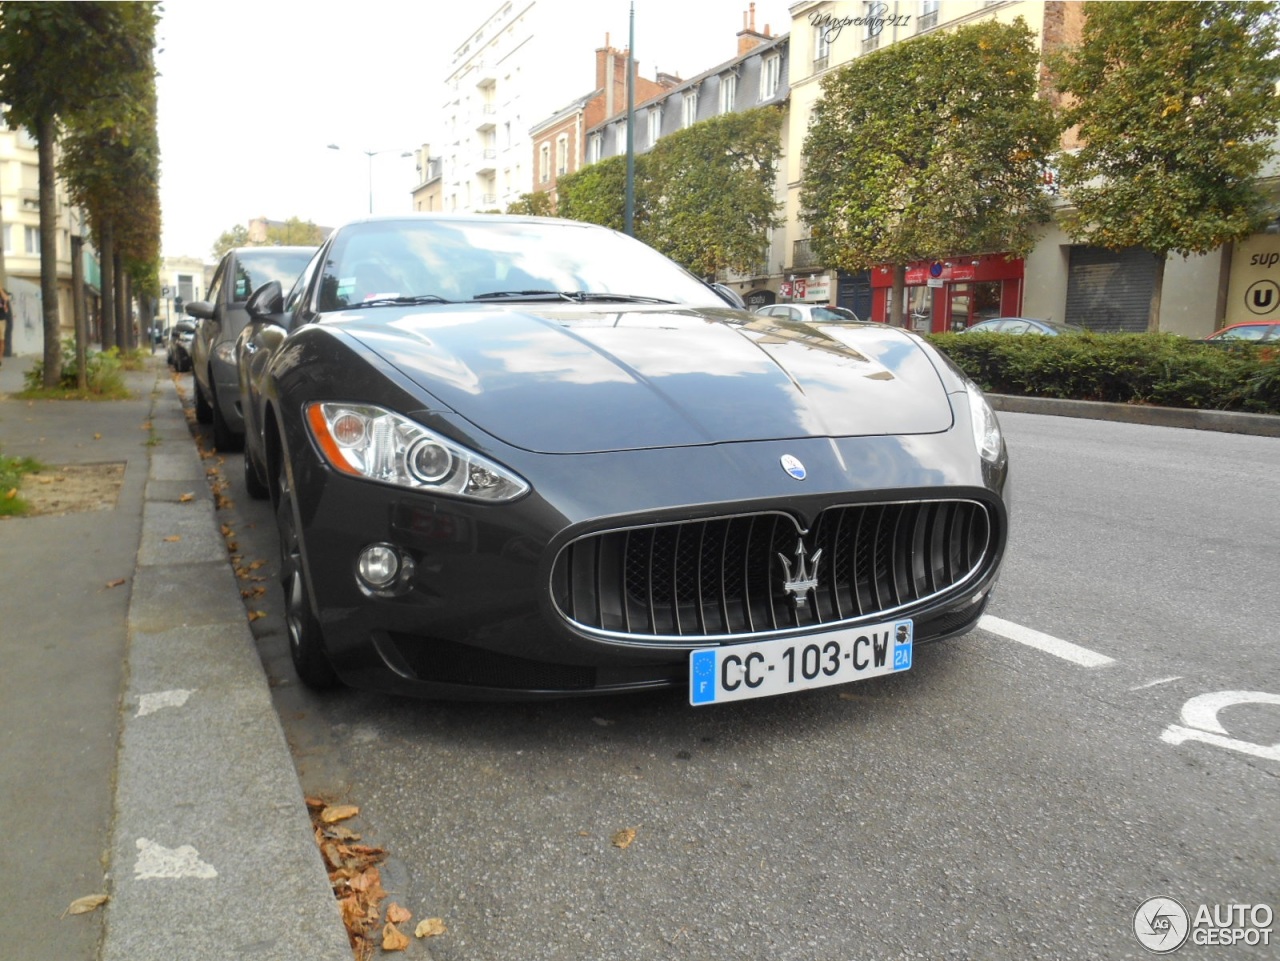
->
[[165, 320, 196, 372], [962, 317, 1084, 335], [186, 246, 317, 450], [237, 213, 1010, 703], [1202, 320, 1280, 343], [755, 303, 862, 323]]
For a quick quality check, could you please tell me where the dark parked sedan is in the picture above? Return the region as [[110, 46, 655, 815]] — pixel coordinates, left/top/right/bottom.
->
[[166, 320, 196, 372], [238, 214, 1009, 703], [186, 246, 316, 450]]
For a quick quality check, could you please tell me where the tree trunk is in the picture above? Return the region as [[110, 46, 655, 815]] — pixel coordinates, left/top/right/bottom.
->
[[37, 114, 61, 389], [100, 221, 116, 351], [71, 235, 87, 391], [1147, 252, 1166, 333], [0, 167, 8, 359], [114, 251, 127, 352], [890, 264, 907, 327]]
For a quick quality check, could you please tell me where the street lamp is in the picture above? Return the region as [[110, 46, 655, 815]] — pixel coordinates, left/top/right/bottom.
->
[[327, 144, 414, 214]]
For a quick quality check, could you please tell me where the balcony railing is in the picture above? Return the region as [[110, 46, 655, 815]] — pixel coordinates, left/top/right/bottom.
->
[[918, 10, 938, 31], [793, 239, 820, 270], [812, 55, 828, 73]]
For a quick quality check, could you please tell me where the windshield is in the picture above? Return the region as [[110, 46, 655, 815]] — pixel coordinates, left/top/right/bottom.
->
[[314, 218, 726, 312], [234, 248, 316, 302]]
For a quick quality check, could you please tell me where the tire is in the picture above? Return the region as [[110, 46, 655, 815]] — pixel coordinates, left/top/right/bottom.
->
[[210, 381, 243, 452], [277, 458, 339, 690], [243, 442, 270, 500], [194, 377, 213, 423]]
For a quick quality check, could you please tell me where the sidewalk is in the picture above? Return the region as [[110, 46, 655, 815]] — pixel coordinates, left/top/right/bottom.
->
[[0, 353, 349, 961]]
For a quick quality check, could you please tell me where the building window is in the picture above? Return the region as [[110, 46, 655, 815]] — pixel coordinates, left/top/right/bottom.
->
[[648, 106, 661, 146], [759, 55, 780, 101], [720, 73, 737, 114], [814, 26, 830, 72], [556, 134, 568, 176], [863, 1, 883, 51], [24, 226, 40, 255], [539, 142, 550, 183], [682, 92, 698, 128], [587, 133, 602, 164], [919, 0, 939, 31]]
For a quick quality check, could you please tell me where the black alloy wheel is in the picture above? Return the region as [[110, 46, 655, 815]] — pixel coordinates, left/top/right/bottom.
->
[[276, 458, 339, 690]]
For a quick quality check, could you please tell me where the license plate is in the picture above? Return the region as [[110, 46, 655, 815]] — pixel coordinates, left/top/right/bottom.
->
[[689, 619, 913, 705]]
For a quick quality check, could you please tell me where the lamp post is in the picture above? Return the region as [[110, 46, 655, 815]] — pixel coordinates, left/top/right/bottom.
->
[[327, 144, 414, 214]]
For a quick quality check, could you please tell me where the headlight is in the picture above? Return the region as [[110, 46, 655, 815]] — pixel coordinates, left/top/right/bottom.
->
[[965, 382, 1004, 463], [305, 402, 529, 503]]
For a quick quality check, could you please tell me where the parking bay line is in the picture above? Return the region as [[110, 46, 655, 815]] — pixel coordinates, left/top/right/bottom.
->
[[978, 615, 1115, 668]]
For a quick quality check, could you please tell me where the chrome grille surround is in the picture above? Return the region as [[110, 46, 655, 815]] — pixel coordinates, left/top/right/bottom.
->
[[551, 499, 996, 644]]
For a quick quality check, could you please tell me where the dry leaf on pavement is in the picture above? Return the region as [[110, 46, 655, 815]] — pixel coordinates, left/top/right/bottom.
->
[[62, 893, 109, 917], [382, 922, 410, 951], [321, 804, 360, 824], [105, 578, 126, 589], [179, 492, 195, 503], [386, 902, 411, 924], [611, 827, 638, 849], [163, 535, 181, 542], [415, 918, 447, 938], [247, 610, 266, 622]]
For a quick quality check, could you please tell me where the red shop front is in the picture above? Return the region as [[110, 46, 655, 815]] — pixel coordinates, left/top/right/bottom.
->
[[870, 254, 1024, 333]]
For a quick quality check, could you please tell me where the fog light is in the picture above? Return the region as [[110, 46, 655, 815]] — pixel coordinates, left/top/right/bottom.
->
[[357, 544, 400, 589]]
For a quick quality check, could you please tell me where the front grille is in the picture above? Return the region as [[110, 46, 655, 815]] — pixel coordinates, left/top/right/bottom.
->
[[551, 500, 993, 641]]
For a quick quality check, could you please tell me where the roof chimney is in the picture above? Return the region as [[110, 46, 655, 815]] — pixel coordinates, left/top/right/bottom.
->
[[737, 3, 772, 56]]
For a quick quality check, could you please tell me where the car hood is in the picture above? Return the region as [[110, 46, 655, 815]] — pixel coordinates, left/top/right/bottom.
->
[[336, 304, 954, 455]]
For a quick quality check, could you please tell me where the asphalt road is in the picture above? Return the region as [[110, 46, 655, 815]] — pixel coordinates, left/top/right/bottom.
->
[[189, 398, 1280, 961]]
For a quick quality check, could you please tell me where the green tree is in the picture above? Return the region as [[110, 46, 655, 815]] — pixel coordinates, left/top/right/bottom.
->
[[557, 154, 638, 232], [801, 19, 1059, 325], [0, 1, 154, 386], [1054, 1, 1280, 332], [642, 106, 784, 277], [505, 191, 554, 216], [212, 218, 325, 259]]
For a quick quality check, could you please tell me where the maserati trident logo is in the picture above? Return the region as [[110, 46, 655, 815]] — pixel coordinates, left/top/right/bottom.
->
[[778, 539, 823, 606], [780, 454, 807, 480]]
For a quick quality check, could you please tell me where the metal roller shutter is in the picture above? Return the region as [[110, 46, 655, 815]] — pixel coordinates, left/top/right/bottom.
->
[[1064, 246, 1157, 332]]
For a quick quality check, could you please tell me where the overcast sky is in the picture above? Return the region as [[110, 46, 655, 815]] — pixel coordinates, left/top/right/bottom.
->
[[155, 0, 792, 261]]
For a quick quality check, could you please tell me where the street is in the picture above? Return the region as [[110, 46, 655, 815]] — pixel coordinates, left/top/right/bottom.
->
[[191, 399, 1280, 960]]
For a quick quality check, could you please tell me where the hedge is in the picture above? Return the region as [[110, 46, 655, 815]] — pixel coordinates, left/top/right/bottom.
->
[[926, 332, 1280, 415]]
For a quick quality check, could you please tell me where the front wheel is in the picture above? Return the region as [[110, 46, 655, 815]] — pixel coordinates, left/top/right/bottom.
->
[[277, 459, 339, 690]]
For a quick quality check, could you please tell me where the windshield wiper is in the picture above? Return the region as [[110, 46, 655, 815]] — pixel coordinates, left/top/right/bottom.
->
[[471, 290, 575, 301], [562, 291, 676, 305], [358, 294, 452, 307]]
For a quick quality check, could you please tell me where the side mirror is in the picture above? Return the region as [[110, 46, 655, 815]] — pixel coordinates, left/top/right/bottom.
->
[[185, 300, 214, 321], [246, 281, 284, 322]]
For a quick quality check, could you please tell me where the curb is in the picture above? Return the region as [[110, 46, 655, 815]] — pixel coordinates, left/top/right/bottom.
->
[[101, 366, 351, 961], [987, 393, 1280, 438]]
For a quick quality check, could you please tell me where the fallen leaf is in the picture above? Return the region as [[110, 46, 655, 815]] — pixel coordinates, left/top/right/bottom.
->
[[321, 804, 360, 824], [220, 524, 234, 537], [305, 796, 326, 810], [63, 893, 109, 917], [4, 489, 15, 500], [611, 827, 638, 849], [324, 824, 362, 842], [382, 922, 410, 951], [105, 578, 127, 589], [415, 918, 447, 938], [247, 558, 267, 571], [386, 903, 412, 924], [247, 610, 266, 622], [93, 433, 102, 440], [179, 492, 195, 503], [240, 585, 266, 599], [163, 535, 181, 543]]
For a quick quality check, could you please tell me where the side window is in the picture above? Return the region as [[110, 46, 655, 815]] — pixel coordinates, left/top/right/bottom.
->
[[234, 262, 255, 301], [285, 250, 323, 316], [205, 259, 227, 308]]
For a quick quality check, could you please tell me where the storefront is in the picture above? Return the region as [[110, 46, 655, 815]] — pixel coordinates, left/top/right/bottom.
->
[[870, 254, 1025, 332]]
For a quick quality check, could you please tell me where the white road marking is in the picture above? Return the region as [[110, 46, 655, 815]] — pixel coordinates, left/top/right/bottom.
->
[[1130, 676, 1183, 691], [134, 838, 217, 879], [978, 615, 1115, 668], [1161, 692, 1280, 763], [136, 688, 194, 717]]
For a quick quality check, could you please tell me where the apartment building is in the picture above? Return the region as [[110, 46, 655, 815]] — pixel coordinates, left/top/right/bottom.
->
[[583, 8, 790, 304], [0, 127, 99, 355]]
